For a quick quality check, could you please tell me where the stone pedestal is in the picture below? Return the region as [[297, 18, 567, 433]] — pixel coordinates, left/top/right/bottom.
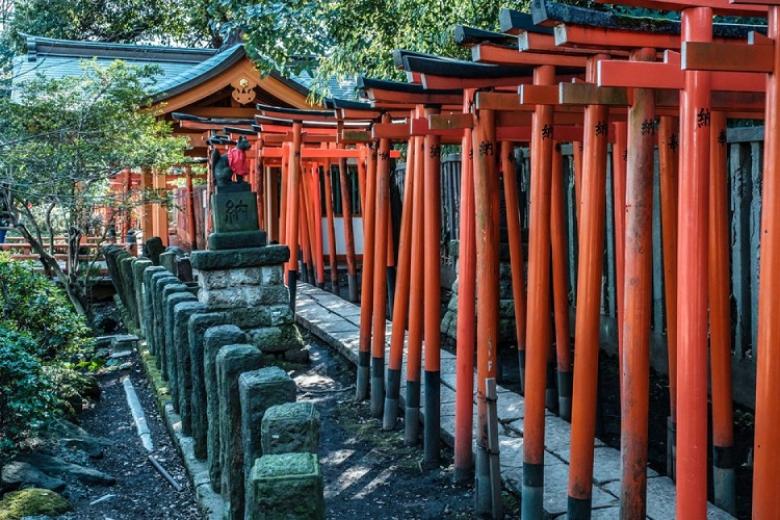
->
[[191, 246, 307, 363], [209, 186, 266, 250], [204, 325, 247, 490], [172, 301, 207, 434], [216, 344, 263, 520], [248, 453, 324, 520], [239, 367, 296, 520], [261, 402, 320, 455], [188, 312, 231, 460]]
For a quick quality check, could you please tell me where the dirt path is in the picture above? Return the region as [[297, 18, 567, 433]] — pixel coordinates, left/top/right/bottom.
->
[[294, 337, 518, 520], [57, 354, 201, 520]]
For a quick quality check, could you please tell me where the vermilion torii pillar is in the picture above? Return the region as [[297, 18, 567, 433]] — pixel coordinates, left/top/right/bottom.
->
[[676, 1, 780, 515]]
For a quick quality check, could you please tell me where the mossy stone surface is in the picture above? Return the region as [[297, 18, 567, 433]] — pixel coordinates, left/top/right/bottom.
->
[[260, 402, 320, 455], [0, 488, 71, 520], [249, 453, 323, 520]]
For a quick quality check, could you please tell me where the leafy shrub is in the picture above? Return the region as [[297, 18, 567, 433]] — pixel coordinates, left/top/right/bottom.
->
[[0, 253, 93, 360], [0, 326, 57, 454]]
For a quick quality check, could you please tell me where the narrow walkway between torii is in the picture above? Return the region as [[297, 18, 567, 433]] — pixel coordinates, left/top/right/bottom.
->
[[294, 282, 734, 520]]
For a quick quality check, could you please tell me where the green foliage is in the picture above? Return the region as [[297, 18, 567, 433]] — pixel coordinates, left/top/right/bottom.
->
[[0, 60, 187, 310], [9, 0, 213, 47], [0, 256, 101, 455], [0, 326, 58, 454], [227, 0, 529, 98], [0, 253, 92, 360]]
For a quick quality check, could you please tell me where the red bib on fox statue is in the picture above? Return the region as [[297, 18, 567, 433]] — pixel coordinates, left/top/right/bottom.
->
[[227, 136, 251, 179]]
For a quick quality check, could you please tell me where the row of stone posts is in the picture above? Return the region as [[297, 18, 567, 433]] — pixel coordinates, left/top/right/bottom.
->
[[104, 239, 324, 520]]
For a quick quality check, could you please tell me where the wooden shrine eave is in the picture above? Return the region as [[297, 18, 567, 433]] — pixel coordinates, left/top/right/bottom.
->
[[152, 56, 315, 115]]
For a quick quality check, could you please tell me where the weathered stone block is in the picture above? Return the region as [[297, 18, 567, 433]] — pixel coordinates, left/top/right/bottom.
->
[[260, 402, 319, 455], [172, 301, 206, 435], [151, 274, 178, 360], [119, 256, 138, 329], [132, 259, 153, 338], [208, 230, 267, 251], [257, 305, 294, 327], [204, 325, 247, 490], [191, 245, 289, 271], [198, 285, 264, 309], [248, 324, 304, 354], [187, 312, 230, 460], [216, 344, 263, 520], [260, 265, 283, 286], [162, 285, 194, 404], [176, 257, 193, 282], [259, 285, 289, 306], [159, 250, 178, 274], [248, 453, 324, 520], [238, 367, 296, 516], [142, 266, 167, 348]]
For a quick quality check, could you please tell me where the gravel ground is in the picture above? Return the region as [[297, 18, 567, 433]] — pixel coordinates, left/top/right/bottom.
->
[[55, 354, 202, 520]]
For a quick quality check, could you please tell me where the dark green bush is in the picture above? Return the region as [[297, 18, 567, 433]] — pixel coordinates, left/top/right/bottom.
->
[[0, 253, 93, 360], [0, 254, 99, 455], [0, 326, 57, 454]]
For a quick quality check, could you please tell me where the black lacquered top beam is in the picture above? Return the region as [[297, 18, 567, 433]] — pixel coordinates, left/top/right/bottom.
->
[[392, 49, 466, 70], [171, 112, 254, 125], [224, 126, 256, 136], [325, 98, 374, 110], [453, 25, 519, 47], [529, 0, 765, 37], [358, 76, 461, 95], [401, 54, 534, 79], [499, 9, 555, 35], [255, 103, 336, 118]]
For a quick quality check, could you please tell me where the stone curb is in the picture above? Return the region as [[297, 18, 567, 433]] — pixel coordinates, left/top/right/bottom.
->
[[138, 342, 226, 520]]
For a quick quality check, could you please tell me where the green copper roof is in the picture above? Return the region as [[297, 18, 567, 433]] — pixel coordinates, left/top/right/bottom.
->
[[11, 34, 357, 103], [150, 43, 247, 101]]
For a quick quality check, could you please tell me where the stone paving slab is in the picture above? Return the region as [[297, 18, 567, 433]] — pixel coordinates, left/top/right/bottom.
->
[[294, 283, 736, 520]]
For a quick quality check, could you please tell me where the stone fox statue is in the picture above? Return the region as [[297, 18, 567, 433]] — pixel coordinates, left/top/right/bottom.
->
[[211, 136, 251, 188]]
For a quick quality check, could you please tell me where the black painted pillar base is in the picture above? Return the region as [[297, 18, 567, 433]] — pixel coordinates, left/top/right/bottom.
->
[[370, 356, 385, 418], [404, 380, 420, 446], [347, 273, 358, 302], [557, 369, 572, 421], [522, 462, 544, 519], [422, 370, 440, 468], [355, 350, 370, 401], [287, 270, 298, 313], [518, 349, 526, 394], [566, 496, 592, 520], [382, 368, 401, 430], [545, 361, 558, 413]]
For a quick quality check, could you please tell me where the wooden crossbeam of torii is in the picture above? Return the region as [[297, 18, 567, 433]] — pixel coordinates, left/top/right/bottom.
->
[[673, 1, 780, 516]]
